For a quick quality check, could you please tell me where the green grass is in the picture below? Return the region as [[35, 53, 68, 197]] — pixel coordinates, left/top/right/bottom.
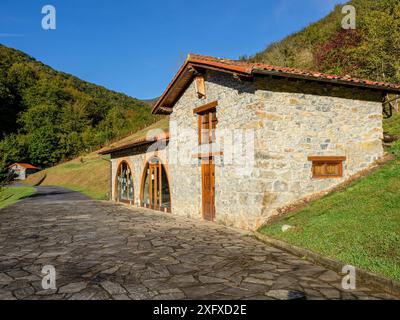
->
[[260, 149, 400, 281], [0, 186, 36, 209], [383, 111, 400, 137], [106, 116, 169, 148]]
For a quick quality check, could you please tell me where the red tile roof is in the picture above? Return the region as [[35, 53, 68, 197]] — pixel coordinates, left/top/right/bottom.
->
[[9, 163, 38, 169], [191, 54, 400, 89], [152, 53, 400, 114]]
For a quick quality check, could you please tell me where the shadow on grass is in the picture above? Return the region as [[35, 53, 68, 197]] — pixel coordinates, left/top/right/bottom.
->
[[23, 186, 91, 202], [27, 190, 73, 198]]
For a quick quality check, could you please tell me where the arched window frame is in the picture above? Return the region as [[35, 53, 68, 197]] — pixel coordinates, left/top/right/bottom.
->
[[140, 157, 171, 212], [115, 160, 134, 204]]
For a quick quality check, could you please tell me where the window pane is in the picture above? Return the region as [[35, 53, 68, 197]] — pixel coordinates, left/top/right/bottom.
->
[[117, 169, 121, 200], [121, 164, 128, 200], [202, 114, 209, 128], [201, 129, 209, 144], [128, 169, 133, 200], [326, 163, 339, 175], [198, 110, 217, 145], [211, 110, 217, 123], [143, 167, 150, 205], [161, 166, 171, 210], [312, 160, 342, 178], [313, 163, 325, 176]]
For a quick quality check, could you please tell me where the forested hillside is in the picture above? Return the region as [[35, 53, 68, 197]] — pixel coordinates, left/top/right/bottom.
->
[[248, 0, 400, 86], [0, 44, 159, 176]]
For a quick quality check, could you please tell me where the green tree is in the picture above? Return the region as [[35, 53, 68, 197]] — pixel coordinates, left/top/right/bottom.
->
[[27, 126, 60, 166], [18, 103, 60, 133], [0, 77, 17, 137], [7, 62, 38, 92]]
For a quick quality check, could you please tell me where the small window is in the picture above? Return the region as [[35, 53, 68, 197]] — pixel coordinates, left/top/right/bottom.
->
[[198, 109, 217, 145], [308, 156, 346, 178], [194, 101, 218, 145], [195, 75, 206, 98]]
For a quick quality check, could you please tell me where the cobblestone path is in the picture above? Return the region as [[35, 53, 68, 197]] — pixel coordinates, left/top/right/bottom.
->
[[0, 187, 396, 300]]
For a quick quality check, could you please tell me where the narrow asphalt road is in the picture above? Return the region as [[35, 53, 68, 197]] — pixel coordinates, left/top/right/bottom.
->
[[0, 186, 396, 300], [21, 186, 90, 203]]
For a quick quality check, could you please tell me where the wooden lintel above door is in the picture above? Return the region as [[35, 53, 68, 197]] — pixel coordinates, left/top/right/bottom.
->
[[192, 151, 223, 159], [193, 101, 218, 114]]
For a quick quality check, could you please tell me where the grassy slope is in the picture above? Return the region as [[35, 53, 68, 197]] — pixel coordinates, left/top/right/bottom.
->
[[383, 112, 400, 137], [260, 117, 400, 281], [23, 117, 169, 200], [25, 153, 110, 200], [0, 187, 35, 209], [105, 116, 169, 149]]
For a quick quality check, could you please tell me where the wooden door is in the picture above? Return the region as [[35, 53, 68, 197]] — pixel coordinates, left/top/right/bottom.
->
[[201, 158, 215, 221]]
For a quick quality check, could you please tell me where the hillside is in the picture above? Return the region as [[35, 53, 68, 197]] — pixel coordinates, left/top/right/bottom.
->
[[249, 0, 400, 88], [0, 44, 160, 177], [24, 117, 169, 199]]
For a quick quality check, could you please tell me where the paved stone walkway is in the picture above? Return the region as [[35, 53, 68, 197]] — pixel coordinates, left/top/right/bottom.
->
[[0, 186, 396, 300]]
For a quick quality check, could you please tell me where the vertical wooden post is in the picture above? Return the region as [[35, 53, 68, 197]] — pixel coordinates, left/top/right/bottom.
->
[[153, 165, 156, 208], [208, 111, 212, 144], [158, 163, 162, 209], [149, 165, 153, 208], [198, 115, 202, 145]]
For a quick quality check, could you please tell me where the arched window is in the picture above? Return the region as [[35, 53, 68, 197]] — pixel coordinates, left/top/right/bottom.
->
[[141, 157, 171, 212], [115, 161, 134, 203]]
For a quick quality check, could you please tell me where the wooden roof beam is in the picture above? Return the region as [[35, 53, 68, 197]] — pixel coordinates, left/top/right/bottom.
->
[[158, 106, 173, 114]]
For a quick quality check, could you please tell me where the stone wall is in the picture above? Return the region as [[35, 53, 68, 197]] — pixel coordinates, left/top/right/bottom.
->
[[110, 69, 384, 230], [251, 77, 383, 228]]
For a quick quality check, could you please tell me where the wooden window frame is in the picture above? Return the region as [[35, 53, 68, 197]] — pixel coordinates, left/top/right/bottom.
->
[[308, 156, 346, 179], [115, 161, 134, 204], [194, 101, 218, 145], [193, 101, 218, 114], [139, 157, 171, 213]]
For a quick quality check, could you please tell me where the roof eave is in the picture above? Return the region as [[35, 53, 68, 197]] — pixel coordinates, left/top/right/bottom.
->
[[152, 58, 253, 115], [152, 59, 191, 115], [152, 54, 400, 116], [98, 136, 170, 156], [253, 69, 400, 93]]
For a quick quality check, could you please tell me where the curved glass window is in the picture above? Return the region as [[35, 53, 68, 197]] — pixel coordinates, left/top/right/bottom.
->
[[141, 157, 171, 212], [116, 161, 134, 203]]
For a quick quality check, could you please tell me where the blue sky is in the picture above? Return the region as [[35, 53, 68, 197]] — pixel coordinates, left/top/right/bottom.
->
[[0, 0, 347, 99]]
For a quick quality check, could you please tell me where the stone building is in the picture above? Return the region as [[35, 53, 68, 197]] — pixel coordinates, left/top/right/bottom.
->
[[8, 163, 39, 180], [99, 54, 400, 230]]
